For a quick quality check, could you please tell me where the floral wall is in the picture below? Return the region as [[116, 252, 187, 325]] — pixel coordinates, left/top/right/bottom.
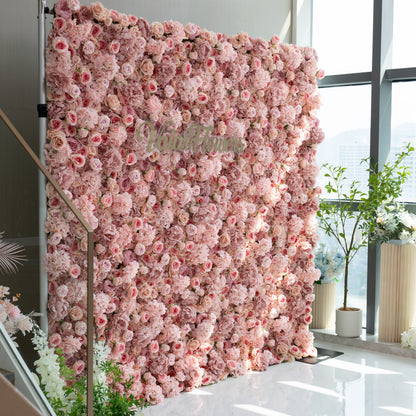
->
[[45, 0, 324, 404]]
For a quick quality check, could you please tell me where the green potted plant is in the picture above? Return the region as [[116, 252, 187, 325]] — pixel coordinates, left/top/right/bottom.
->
[[317, 143, 414, 337]]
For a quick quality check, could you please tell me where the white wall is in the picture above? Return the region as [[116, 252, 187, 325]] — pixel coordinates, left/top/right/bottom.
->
[[96, 0, 292, 40]]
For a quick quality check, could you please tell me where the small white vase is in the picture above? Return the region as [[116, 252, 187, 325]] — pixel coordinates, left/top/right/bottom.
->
[[335, 308, 362, 338]]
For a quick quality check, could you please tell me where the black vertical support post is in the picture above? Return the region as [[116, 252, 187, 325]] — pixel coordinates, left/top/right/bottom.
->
[[367, 0, 394, 334]]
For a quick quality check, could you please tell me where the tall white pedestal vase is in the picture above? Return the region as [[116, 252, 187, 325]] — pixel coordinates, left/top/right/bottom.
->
[[379, 240, 416, 343], [311, 282, 336, 329]]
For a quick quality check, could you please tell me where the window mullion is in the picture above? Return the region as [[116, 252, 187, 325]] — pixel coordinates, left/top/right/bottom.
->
[[366, 0, 394, 335]]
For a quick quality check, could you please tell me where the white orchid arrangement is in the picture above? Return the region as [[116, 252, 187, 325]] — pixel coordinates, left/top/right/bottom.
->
[[401, 327, 416, 350], [31, 324, 147, 416]]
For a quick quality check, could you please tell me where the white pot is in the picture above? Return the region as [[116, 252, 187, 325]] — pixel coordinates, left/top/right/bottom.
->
[[335, 308, 362, 338]]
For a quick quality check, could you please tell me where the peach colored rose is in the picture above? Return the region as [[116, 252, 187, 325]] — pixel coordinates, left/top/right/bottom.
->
[[90, 2, 108, 21]]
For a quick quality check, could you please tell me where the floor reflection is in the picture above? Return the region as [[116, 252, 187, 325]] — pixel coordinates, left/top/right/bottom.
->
[[145, 341, 416, 416]]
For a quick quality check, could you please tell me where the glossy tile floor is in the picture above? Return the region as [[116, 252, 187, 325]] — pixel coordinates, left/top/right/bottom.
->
[[145, 341, 416, 416]]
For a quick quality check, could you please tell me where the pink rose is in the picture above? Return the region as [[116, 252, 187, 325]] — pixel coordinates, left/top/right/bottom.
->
[[147, 79, 158, 93], [70, 154, 86, 168], [48, 130, 67, 151], [121, 63, 134, 77], [49, 333, 62, 348], [69, 305, 83, 321], [153, 241, 164, 254], [52, 37, 68, 53], [170, 258, 181, 273], [90, 2, 108, 20], [218, 176, 228, 186], [127, 286, 138, 299], [240, 89, 251, 102], [80, 71, 92, 85], [56, 284, 68, 298], [149, 340, 159, 353], [108, 40, 120, 54], [126, 153, 137, 166], [181, 62, 192, 76], [53, 17, 65, 31], [203, 261, 212, 272], [165, 85, 175, 98], [73, 360, 85, 375], [145, 169, 155, 182], [74, 321, 87, 336], [197, 92, 209, 104], [66, 111, 77, 126], [184, 23, 200, 38], [83, 41, 95, 55], [134, 243, 145, 256], [95, 314, 108, 327], [107, 94, 121, 113], [89, 132, 102, 146], [151, 21, 164, 37], [141, 59, 154, 76], [69, 264, 81, 278], [259, 206, 268, 216], [316, 69, 325, 79], [100, 193, 113, 208], [48, 119, 62, 130], [122, 114, 134, 126]]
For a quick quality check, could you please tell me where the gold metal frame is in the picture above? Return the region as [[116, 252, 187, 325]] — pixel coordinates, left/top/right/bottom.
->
[[0, 108, 95, 416]]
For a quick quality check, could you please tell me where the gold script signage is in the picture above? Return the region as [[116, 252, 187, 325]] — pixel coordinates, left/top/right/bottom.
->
[[136, 121, 245, 154]]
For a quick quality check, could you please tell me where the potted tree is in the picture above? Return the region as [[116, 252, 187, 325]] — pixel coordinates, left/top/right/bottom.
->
[[317, 143, 414, 337]]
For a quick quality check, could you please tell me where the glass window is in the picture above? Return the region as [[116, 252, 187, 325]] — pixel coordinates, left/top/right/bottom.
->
[[312, 0, 373, 75], [317, 85, 371, 198], [393, 0, 416, 68], [390, 82, 416, 202]]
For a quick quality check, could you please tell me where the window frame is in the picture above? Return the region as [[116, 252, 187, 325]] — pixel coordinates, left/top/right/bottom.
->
[[310, 0, 416, 333]]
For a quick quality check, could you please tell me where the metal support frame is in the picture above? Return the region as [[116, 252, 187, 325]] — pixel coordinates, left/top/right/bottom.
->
[[38, 0, 48, 336], [318, 72, 372, 88], [291, 0, 313, 46], [366, 0, 394, 335], [36, 2, 94, 414]]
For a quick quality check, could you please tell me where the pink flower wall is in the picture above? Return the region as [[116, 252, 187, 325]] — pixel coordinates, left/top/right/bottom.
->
[[45, 0, 324, 404]]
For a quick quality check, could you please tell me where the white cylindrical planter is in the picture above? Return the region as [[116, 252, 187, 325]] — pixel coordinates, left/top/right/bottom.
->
[[335, 308, 362, 337], [379, 241, 416, 343], [311, 282, 336, 329]]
